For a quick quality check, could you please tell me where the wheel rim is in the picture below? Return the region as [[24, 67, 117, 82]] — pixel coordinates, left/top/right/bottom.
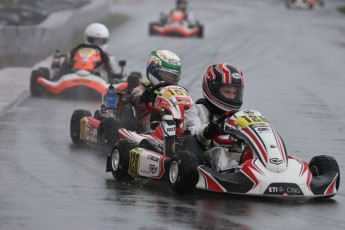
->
[[111, 149, 120, 171], [169, 161, 179, 183]]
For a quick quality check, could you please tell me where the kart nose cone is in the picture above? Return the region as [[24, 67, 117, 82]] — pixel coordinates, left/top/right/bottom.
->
[[169, 161, 179, 183], [111, 149, 120, 170]]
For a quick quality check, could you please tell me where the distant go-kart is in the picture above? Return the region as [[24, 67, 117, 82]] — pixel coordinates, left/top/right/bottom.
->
[[70, 83, 139, 152], [149, 10, 203, 38], [30, 44, 128, 99], [168, 110, 340, 198], [285, 0, 324, 9]]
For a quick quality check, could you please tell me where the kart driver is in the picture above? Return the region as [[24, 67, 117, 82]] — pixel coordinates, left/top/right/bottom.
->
[[184, 63, 252, 171], [52, 23, 117, 83], [129, 50, 182, 132]]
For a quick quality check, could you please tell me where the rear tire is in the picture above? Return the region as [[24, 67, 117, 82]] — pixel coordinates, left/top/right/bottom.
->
[[97, 117, 119, 153], [309, 155, 340, 191], [30, 70, 43, 97], [197, 25, 204, 38], [149, 23, 157, 35], [120, 104, 138, 131], [38, 67, 51, 80], [70, 109, 92, 146], [110, 140, 138, 181], [169, 151, 201, 194], [93, 109, 104, 121]]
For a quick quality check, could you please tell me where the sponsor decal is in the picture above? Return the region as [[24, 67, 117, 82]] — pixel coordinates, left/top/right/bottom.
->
[[269, 158, 283, 165], [149, 164, 158, 174], [128, 148, 141, 176], [169, 59, 178, 65], [231, 73, 241, 79], [235, 114, 268, 128], [257, 127, 271, 132], [264, 183, 303, 195], [147, 155, 159, 162]]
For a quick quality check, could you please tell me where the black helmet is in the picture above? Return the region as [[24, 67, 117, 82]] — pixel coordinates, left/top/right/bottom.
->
[[202, 63, 244, 112]]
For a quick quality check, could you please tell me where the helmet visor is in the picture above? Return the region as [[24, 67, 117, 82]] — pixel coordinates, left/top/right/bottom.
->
[[157, 68, 180, 84], [86, 36, 108, 46]]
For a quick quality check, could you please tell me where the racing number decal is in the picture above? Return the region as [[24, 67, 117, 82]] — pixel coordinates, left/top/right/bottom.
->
[[162, 89, 189, 99], [235, 115, 268, 128], [128, 148, 141, 176], [77, 48, 97, 55]]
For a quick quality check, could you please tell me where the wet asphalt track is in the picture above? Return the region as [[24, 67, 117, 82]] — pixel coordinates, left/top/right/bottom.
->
[[1, 0, 345, 229]]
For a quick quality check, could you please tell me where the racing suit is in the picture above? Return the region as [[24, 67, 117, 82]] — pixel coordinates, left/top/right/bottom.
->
[[129, 82, 160, 132], [184, 99, 242, 171], [57, 47, 117, 83]]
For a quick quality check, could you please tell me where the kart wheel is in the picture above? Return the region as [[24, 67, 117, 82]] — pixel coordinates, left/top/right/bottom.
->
[[149, 23, 157, 35], [30, 70, 43, 97], [109, 140, 137, 181], [197, 25, 204, 38], [169, 151, 201, 194], [93, 109, 104, 121], [309, 155, 340, 191], [97, 117, 119, 153], [70, 109, 92, 146], [38, 67, 51, 80], [120, 104, 138, 131]]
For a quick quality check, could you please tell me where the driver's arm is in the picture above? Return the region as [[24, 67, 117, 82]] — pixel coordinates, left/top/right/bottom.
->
[[184, 104, 211, 149], [102, 52, 117, 75]]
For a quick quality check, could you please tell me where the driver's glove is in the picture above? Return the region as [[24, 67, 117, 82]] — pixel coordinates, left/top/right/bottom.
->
[[203, 121, 221, 139], [140, 89, 154, 103]]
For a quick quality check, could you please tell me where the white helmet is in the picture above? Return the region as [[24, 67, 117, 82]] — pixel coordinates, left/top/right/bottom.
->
[[84, 23, 110, 50]]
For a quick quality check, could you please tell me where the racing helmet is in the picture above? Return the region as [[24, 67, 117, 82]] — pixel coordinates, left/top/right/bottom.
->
[[84, 23, 110, 50], [146, 50, 181, 85], [202, 63, 244, 112], [177, 0, 188, 11]]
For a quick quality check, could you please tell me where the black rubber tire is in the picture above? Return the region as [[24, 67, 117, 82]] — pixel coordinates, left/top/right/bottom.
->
[[97, 117, 119, 153], [110, 140, 138, 181], [70, 109, 92, 146], [38, 67, 51, 80], [169, 150, 201, 194], [149, 23, 157, 35], [120, 104, 138, 131], [309, 155, 340, 191], [197, 25, 204, 38], [30, 70, 43, 97], [93, 109, 104, 121]]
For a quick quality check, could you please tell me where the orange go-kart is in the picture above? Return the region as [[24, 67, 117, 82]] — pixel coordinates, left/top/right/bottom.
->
[[30, 44, 128, 99], [149, 10, 203, 38]]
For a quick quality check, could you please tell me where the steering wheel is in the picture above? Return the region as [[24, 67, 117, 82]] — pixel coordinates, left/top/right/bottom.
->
[[70, 43, 105, 69], [212, 110, 239, 145], [143, 81, 172, 113]]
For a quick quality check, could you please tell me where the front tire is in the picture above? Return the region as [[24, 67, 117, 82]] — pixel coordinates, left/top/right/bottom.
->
[[110, 140, 138, 181], [309, 155, 340, 191], [169, 151, 201, 194], [70, 109, 92, 146], [97, 117, 119, 153]]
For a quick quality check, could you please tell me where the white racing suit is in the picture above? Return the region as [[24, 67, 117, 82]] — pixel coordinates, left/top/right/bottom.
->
[[184, 103, 241, 171]]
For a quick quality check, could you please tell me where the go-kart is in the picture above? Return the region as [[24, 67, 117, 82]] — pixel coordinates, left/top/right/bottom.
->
[[106, 83, 194, 181], [149, 10, 203, 38], [168, 110, 340, 198], [30, 44, 128, 99], [285, 0, 324, 9], [69, 80, 141, 152]]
